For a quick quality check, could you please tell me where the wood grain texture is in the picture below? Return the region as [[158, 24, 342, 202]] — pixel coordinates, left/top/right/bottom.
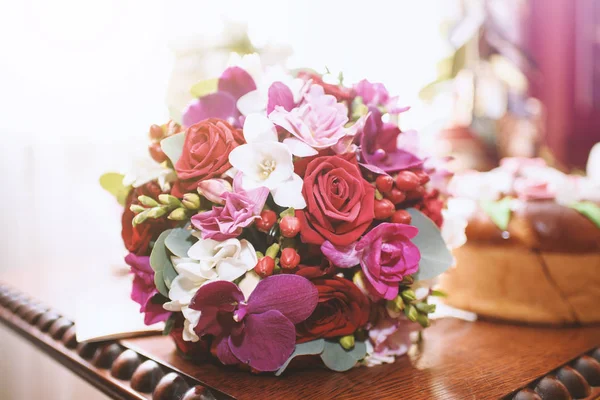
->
[[2, 281, 600, 399], [123, 318, 600, 399]]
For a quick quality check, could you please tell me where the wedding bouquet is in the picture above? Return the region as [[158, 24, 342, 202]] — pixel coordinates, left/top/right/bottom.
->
[[100, 60, 459, 374]]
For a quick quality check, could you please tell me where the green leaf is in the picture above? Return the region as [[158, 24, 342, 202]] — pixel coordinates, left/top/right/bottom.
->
[[279, 207, 295, 218], [275, 339, 325, 376], [320, 340, 366, 372], [407, 209, 455, 281], [161, 132, 185, 166], [150, 229, 178, 296], [569, 201, 600, 229], [99, 172, 130, 206], [164, 227, 196, 258], [162, 315, 176, 336], [190, 78, 219, 98], [479, 197, 512, 231]]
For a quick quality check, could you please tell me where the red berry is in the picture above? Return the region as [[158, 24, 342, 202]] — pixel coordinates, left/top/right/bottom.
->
[[280, 216, 301, 238], [395, 171, 420, 191], [254, 256, 275, 278], [375, 175, 394, 193], [391, 209, 412, 224], [414, 170, 430, 184], [256, 210, 277, 232], [149, 124, 164, 140], [384, 188, 407, 205], [405, 185, 426, 201], [374, 198, 395, 220], [149, 142, 167, 163], [280, 248, 301, 270]]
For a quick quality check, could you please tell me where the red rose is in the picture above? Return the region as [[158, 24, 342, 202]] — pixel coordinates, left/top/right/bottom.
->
[[121, 182, 176, 256], [295, 266, 370, 342], [416, 189, 444, 227], [174, 118, 244, 192], [297, 155, 375, 246]]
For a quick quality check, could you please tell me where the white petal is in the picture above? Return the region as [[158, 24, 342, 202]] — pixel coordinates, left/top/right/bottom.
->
[[167, 275, 200, 306], [229, 144, 264, 182], [588, 143, 600, 184], [176, 261, 216, 281], [215, 259, 250, 281], [238, 240, 258, 269], [283, 137, 318, 157], [213, 238, 241, 260], [239, 271, 261, 298], [187, 238, 219, 260], [243, 114, 278, 143], [237, 90, 267, 116], [271, 173, 306, 209]]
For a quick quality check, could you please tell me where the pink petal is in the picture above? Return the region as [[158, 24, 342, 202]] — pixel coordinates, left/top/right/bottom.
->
[[218, 67, 257, 100], [247, 275, 318, 324], [182, 92, 238, 127], [267, 82, 294, 115], [228, 310, 296, 371], [321, 241, 360, 268]]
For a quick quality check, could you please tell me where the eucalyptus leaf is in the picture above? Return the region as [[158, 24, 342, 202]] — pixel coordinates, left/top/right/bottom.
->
[[407, 208, 454, 281], [320, 340, 366, 372], [275, 339, 325, 376], [99, 172, 130, 206], [479, 197, 512, 231], [190, 78, 219, 98], [161, 132, 185, 166], [165, 227, 196, 258], [150, 229, 178, 296], [569, 201, 600, 229]]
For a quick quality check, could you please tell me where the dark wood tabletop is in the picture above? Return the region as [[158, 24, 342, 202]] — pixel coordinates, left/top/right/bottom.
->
[[1, 281, 599, 400]]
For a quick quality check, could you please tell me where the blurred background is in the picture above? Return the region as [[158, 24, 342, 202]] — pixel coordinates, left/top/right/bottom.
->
[[0, 0, 598, 398]]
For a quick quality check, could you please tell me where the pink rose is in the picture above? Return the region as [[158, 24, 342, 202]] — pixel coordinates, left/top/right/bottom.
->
[[269, 85, 366, 156], [321, 223, 421, 300]]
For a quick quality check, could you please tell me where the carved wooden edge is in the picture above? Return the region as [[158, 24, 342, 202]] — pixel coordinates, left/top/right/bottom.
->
[[0, 282, 232, 400], [504, 347, 600, 400]]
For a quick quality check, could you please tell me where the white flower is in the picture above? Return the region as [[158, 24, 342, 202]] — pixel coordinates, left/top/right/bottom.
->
[[588, 143, 600, 184], [228, 114, 306, 209], [163, 237, 257, 341], [236, 65, 305, 116], [441, 198, 471, 250], [448, 169, 512, 201], [122, 154, 175, 191]]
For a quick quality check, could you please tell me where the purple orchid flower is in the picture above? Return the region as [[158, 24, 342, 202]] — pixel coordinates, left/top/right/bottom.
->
[[321, 223, 421, 300], [191, 174, 269, 240], [190, 275, 318, 371], [354, 79, 410, 114], [360, 107, 423, 174], [182, 67, 256, 128], [125, 253, 171, 325]]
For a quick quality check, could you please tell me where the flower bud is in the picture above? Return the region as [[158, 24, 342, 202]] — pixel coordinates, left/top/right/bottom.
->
[[168, 207, 188, 221], [148, 142, 167, 163], [395, 171, 420, 191], [132, 210, 149, 226], [416, 302, 436, 314], [384, 188, 407, 205], [391, 209, 412, 224], [197, 179, 232, 205], [374, 198, 395, 220], [181, 193, 201, 210], [339, 335, 355, 350], [415, 313, 430, 328], [401, 289, 416, 303], [138, 195, 159, 207], [158, 194, 182, 208], [149, 124, 164, 140], [254, 256, 275, 278], [129, 204, 146, 214], [256, 210, 277, 232], [265, 243, 280, 259], [147, 206, 167, 219], [280, 216, 301, 238], [405, 304, 418, 322], [280, 248, 301, 270], [375, 175, 394, 193]]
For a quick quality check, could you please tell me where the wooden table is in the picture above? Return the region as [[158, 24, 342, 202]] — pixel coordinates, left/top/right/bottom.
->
[[1, 282, 599, 400]]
